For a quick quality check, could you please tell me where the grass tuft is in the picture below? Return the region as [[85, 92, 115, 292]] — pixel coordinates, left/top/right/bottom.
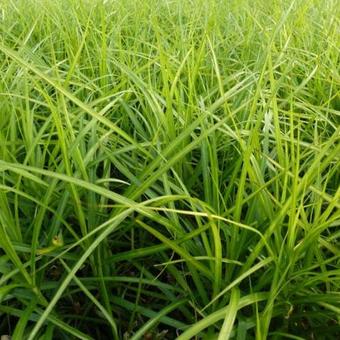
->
[[0, 0, 339, 339]]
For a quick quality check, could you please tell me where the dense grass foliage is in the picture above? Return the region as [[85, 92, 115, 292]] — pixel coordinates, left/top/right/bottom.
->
[[0, 0, 339, 338]]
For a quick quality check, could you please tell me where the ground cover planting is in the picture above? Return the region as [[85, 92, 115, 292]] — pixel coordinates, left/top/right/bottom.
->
[[0, 0, 339, 338]]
